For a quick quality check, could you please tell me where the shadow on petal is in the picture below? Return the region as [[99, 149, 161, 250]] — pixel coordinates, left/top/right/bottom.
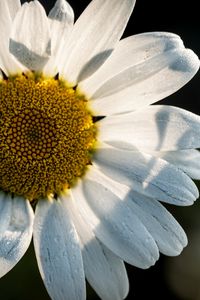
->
[[77, 49, 113, 83], [9, 39, 51, 71]]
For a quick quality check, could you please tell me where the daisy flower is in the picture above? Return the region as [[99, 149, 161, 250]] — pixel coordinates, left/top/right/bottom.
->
[[0, 0, 200, 299]]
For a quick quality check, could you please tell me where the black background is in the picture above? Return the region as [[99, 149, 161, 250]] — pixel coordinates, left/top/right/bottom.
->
[[1, 1, 200, 299]]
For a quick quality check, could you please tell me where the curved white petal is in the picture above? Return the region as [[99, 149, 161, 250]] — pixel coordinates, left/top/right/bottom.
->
[[126, 191, 187, 256], [80, 32, 183, 95], [63, 194, 129, 300], [82, 169, 187, 256], [0, 1, 25, 75], [5, 0, 21, 19], [99, 105, 200, 151], [9, 0, 51, 71], [44, 0, 74, 76], [0, 192, 34, 278], [88, 47, 199, 115], [84, 169, 187, 256], [72, 171, 159, 269], [33, 198, 86, 300], [150, 149, 200, 180], [93, 146, 198, 205], [95, 244, 129, 300], [60, 0, 136, 85]]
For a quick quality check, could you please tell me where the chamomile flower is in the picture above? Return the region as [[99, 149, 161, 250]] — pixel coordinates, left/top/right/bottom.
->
[[0, 0, 200, 299]]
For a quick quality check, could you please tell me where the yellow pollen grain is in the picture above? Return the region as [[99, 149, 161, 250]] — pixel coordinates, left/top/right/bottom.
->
[[0, 73, 97, 201]]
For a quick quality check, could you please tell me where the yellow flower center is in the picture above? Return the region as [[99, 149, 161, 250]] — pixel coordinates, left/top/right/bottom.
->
[[0, 73, 97, 201]]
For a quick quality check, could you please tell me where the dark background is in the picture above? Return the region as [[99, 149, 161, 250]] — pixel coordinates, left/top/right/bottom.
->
[[1, 0, 200, 299]]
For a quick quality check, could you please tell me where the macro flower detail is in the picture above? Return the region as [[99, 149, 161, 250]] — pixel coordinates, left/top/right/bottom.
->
[[0, 0, 200, 300], [0, 74, 96, 200]]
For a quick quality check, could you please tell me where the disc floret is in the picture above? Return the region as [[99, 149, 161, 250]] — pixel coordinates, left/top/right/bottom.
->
[[0, 73, 97, 200]]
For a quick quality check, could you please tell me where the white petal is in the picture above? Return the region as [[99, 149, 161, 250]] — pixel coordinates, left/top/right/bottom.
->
[[9, 0, 51, 71], [63, 194, 129, 300], [33, 198, 86, 300], [99, 105, 200, 151], [81, 170, 187, 256], [93, 146, 198, 205], [84, 169, 187, 256], [0, 192, 34, 278], [72, 172, 159, 269], [48, 0, 74, 53], [94, 244, 129, 300], [0, 1, 25, 75], [5, 0, 21, 19], [44, 0, 74, 76], [60, 0, 136, 85], [81, 32, 183, 94], [89, 47, 199, 115], [150, 149, 200, 180], [126, 191, 187, 256]]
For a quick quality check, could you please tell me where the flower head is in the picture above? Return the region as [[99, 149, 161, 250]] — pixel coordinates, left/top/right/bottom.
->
[[0, 0, 200, 299]]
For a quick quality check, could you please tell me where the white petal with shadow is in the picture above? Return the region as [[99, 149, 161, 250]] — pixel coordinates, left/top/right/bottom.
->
[[44, 0, 74, 76], [9, 0, 51, 71], [87, 47, 199, 115], [92, 171, 188, 256], [150, 149, 200, 180], [0, 192, 34, 278], [82, 170, 187, 256], [81, 32, 183, 94], [60, 0, 136, 85], [0, 1, 25, 75], [126, 191, 187, 256], [5, 0, 21, 19], [33, 198, 86, 300], [63, 193, 129, 300], [72, 171, 159, 269], [93, 146, 198, 205], [99, 105, 200, 151]]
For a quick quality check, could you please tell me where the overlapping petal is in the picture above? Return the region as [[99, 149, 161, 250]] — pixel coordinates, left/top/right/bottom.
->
[[87, 46, 199, 115], [150, 149, 200, 179], [63, 194, 129, 300], [5, 0, 21, 20], [34, 198, 86, 300], [0, 0, 24, 75], [87, 168, 188, 256], [44, 0, 74, 76], [99, 105, 200, 151], [127, 191, 187, 256], [79, 169, 187, 256], [94, 146, 199, 205], [0, 192, 34, 278], [60, 0, 136, 85], [72, 169, 159, 269], [80, 32, 183, 94], [9, 0, 51, 71]]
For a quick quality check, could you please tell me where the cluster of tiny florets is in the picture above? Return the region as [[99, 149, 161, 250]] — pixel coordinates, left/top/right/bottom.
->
[[0, 74, 97, 200]]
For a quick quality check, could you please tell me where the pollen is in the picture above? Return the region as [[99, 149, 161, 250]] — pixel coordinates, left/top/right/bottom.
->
[[0, 73, 97, 201]]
